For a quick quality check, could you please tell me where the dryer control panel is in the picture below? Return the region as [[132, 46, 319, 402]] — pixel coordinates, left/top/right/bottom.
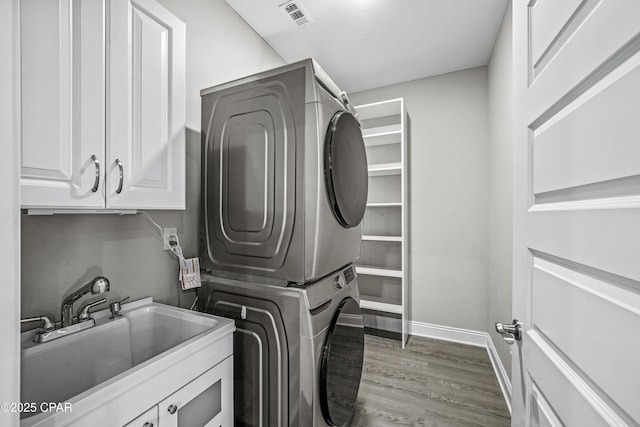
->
[[305, 265, 357, 313], [343, 265, 356, 284]]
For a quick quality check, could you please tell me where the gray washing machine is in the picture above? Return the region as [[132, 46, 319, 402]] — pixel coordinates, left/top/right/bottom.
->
[[199, 264, 365, 426], [200, 59, 368, 285]]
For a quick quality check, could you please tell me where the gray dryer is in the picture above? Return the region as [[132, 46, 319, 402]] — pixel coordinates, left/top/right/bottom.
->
[[200, 59, 368, 285]]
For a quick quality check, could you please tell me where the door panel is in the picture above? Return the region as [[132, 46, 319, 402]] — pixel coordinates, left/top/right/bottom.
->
[[532, 61, 640, 195], [20, 0, 105, 208], [513, 0, 640, 425], [107, 0, 185, 209], [527, 0, 640, 93], [528, 382, 562, 427], [525, 335, 625, 425], [131, 8, 169, 189], [527, 210, 640, 282], [529, 0, 582, 67], [531, 257, 640, 421]]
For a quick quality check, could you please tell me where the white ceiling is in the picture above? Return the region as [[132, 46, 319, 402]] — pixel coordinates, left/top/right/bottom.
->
[[224, 0, 509, 93]]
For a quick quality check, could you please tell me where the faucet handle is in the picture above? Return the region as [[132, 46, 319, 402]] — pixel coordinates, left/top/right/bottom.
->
[[109, 296, 130, 319], [78, 298, 107, 322], [21, 316, 55, 332]]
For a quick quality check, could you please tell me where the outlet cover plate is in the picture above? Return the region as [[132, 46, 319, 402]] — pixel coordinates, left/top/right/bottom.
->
[[163, 228, 177, 250]]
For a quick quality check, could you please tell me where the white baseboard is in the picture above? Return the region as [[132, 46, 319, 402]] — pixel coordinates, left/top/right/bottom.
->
[[408, 320, 488, 347], [408, 320, 512, 414]]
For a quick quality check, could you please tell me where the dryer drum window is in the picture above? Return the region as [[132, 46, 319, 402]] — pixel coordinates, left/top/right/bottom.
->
[[320, 297, 365, 425], [324, 111, 368, 228]]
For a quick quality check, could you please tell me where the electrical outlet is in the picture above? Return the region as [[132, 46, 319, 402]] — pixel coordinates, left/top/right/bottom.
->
[[163, 228, 177, 250]]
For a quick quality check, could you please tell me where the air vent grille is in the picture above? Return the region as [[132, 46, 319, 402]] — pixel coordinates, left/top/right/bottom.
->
[[279, 1, 311, 26]]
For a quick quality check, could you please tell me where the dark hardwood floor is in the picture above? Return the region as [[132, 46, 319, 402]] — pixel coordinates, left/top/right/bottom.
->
[[352, 334, 511, 427]]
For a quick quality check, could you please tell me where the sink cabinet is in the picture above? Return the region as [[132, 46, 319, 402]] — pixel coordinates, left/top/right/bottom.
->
[[20, 0, 186, 211], [20, 300, 235, 427]]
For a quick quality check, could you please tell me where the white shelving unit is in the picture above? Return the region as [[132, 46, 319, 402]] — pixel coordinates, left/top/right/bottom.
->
[[355, 98, 409, 348]]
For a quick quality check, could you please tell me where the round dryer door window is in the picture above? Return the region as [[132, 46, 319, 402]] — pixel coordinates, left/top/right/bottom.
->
[[320, 297, 365, 426], [324, 111, 368, 228]]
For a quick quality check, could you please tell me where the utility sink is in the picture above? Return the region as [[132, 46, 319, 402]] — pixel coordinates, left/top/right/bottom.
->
[[20, 298, 235, 426]]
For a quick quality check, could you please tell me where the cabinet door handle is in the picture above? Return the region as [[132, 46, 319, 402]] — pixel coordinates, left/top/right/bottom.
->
[[91, 155, 100, 193], [167, 404, 178, 414], [142, 423, 154, 427], [115, 159, 124, 194]]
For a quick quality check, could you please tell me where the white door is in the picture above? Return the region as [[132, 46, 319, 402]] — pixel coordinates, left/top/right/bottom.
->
[[20, 0, 105, 209], [510, 0, 640, 425], [107, 0, 185, 210]]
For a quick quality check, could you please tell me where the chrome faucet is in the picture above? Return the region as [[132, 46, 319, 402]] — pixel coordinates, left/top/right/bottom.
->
[[61, 276, 110, 327]]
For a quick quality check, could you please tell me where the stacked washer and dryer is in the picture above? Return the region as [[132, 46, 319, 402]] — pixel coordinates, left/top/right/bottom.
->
[[198, 59, 369, 426]]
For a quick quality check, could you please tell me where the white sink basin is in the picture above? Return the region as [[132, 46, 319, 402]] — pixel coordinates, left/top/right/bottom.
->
[[20, 298, 235, 425]]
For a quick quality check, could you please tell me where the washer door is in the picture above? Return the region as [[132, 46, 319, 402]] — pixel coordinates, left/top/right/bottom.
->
[[320, 297, 365, 425], [324, 111, 368, 228]]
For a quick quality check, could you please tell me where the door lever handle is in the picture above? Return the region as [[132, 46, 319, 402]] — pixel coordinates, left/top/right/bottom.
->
[[495, 319, 522, 345]]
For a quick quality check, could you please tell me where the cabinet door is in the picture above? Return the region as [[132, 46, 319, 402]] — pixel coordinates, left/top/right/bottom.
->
[[107, 0, 185, 210], [158, 356, 233, 427], [20, 0, 105, 209], [123, 405, 158, 427]]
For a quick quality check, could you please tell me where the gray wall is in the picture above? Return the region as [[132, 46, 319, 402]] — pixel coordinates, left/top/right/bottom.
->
[[487, 3, 513, 378], [351, 67, 491, 332], [21, 0, 284, 320]]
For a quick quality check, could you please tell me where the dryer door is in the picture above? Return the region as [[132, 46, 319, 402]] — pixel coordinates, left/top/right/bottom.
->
[[320, 297, 365, 426], [324, 112, 368, 228]]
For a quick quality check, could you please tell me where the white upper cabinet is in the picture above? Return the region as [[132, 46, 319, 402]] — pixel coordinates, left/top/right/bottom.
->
[[20, 0, 186, 211], [107, 0, 185, 210], [21, 0, 106, 209]]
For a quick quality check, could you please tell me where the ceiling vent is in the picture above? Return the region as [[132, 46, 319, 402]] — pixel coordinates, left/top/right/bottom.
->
[[279, 1, 311, 26]]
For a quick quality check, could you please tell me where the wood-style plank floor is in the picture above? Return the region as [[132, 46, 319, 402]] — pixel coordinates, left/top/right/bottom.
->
[[351, 334, 511, 427]]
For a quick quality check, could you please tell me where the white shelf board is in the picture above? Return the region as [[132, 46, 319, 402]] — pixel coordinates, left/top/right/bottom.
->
[[362, 124, 401, 139], [356, 266, 403, 278], [362, 235, 402, 242], [356, 99, 402, 121], [360, 298, 403, 314], [368, 162, 401, 176], [366, 202, 402, 207], [363, 130, 401, 147]]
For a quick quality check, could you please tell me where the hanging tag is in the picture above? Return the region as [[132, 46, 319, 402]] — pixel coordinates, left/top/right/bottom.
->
[[179, 257, 201, 290]]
